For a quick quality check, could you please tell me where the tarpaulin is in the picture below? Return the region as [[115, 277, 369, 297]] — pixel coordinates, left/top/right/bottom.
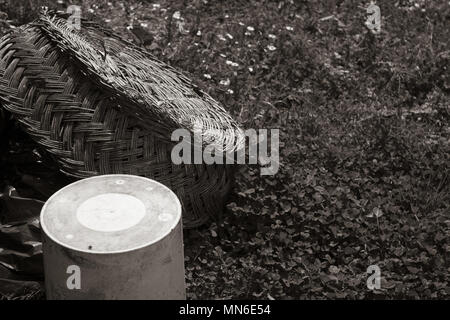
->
[[0, 186, 45, 300], [0, 128, 74, 299]]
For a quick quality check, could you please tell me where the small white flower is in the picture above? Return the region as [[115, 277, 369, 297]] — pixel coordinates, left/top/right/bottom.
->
[[245, 31, 252, 36], [140, 23, 148, 28], [153, 3, 161, 8], [268, 34, 276, 39], [220, 53, 227, 58], [239, 22, 245, 26], [218, 34, 227, 41], [248, 67, 254, 72], [203, 74, 212, 79], [267, 45, 277, 51], [220, 78, 231, 86], [226, 60, 239, 67], [226, 33, 233, 39], [247, 26, 255, 32], [227, 89, 234, 94], [286, 26, 294, 31], [225, 14, 229, 18], [88, 8, 94, 13], [196, 30, 202, 36], [105, 19, 111, 23]]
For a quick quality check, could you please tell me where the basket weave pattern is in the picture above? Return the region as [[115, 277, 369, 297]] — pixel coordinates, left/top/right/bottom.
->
[[40, 15, 244, 151], [0, 17, 238, 228]]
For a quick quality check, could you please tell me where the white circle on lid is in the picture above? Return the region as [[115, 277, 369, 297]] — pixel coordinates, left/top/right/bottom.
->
[[76, 193, 146, 232], [158, 213, 173, 222]]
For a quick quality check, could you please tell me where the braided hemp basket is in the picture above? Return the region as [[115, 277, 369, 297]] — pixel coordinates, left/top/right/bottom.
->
[[0, 14, 244, 228]]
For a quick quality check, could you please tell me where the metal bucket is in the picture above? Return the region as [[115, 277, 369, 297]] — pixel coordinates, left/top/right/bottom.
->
[[41, 175, 185, 300]]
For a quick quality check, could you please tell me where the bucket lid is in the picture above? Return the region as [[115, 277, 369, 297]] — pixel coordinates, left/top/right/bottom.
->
[[40, 175, 182, 254]]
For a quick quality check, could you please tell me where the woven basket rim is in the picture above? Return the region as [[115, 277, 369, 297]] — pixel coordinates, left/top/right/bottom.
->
[[31, 13, 244, 153]]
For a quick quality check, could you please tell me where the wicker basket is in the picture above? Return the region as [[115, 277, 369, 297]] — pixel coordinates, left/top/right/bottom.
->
[[0, 13, 244, 228]]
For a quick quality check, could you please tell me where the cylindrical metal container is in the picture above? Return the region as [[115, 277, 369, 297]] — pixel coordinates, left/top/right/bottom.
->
[[40, 175, 185, 300]]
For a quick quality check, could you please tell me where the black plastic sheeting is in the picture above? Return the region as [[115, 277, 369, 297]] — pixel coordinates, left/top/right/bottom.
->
[[0, 187, 44, 299], [0, 119, 74, 299]]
